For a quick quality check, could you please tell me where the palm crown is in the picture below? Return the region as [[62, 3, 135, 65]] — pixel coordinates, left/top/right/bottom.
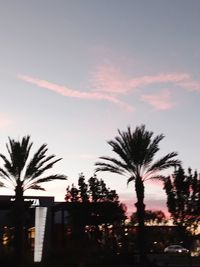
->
[[95, 125, 181, 183], [0, 135, 67, 192]]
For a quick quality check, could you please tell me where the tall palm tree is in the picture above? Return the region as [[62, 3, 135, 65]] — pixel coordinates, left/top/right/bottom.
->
[[95, 125, 180, 261], [0, 135, 67, 264]]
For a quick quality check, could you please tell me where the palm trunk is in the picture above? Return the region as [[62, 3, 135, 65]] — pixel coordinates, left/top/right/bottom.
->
[[135, 177, 146, 265], [14, 183, 25, 266]]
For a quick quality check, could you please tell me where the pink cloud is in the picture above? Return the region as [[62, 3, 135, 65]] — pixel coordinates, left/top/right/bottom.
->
[[91, 63, 200, 96], [129, 73, 190, 89], [17, 74, 134, 112], [91, 64, 191, 94], [90, 64, 129, 94], [177, 80, 200, 91], [17, 67, 200, 114], [141, 90, 175, 110]]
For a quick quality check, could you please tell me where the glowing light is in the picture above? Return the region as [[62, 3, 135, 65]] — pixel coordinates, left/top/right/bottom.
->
[[34, 207, 47, 262]]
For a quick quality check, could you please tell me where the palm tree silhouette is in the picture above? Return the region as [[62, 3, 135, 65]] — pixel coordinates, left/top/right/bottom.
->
[[95, 125, 180, 262], [0, 135, 67, 265]]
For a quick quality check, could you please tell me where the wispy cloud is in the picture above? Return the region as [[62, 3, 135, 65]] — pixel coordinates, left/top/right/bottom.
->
[[90, 64, 129, 94], [141, 90, 176, 110], [129, 73, 190, 91], [17, 74, 134, 112], [91, 64, 191, 94], [90, 63, 200, 111], [17, 64, 200, 113], [177, 80, 200, 91]]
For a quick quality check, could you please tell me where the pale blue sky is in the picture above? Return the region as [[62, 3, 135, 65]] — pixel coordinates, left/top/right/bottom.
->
[[0, 1, 200, 214]]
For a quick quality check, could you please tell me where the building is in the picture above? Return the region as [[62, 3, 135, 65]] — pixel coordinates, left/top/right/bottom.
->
[[0, 195, 54, 262], [0, 195, 125, 263]]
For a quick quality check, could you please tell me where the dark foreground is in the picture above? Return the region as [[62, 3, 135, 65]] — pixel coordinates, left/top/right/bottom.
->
[[1, 252, 200, 267]]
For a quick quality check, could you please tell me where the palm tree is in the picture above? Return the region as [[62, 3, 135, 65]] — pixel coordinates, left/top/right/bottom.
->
[[95, 125, 180, 261], [0, 135, 67, 265]]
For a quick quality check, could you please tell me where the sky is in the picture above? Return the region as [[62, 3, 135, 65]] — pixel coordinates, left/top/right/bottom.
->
[[0, 0, 200, 216]]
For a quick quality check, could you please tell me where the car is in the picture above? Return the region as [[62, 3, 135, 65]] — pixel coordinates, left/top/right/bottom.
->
[[164, 245, 189, 254]]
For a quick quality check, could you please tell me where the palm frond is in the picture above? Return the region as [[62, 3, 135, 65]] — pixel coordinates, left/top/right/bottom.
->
[[148, 152, 181, 172], [33, 174, 67, 184], [107, 130, 143, 172], [6, 136, 32, 177], [24, 174, 67, 190], [95, 161, 125, 175], [127, 176, 135, 185], [35, 155, 57, 170], [97, 156, 130, 170], [0, 167, 11, 179], [31, 158, 63, 179], [108, 139, 133, 169], [0, 154, 15, 176], [0, 181, 15, 190], [114, 125, 154, 167], [128, 126, 153, 165], [27, 184, 46, 191], [0, 169, 17, 187], [25, 144, 48, 178], [143, 134, 164, 167]]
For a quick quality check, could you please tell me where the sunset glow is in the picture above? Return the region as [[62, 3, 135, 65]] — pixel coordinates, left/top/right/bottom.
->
[[0, 1, 199, 217]]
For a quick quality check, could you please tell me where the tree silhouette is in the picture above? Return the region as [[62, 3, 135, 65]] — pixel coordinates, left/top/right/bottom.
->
[[0, 135, 67, 265], [130, 210, 167, 225], [65, 173, 119, 203], [78, 173, 89, 202], [164, 166, 200, 236], [65, 174, 126, 230], [95, 125, 180, 262]]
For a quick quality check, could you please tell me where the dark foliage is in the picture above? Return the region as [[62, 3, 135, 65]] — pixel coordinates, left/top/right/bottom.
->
[[130, 209, 167, 225], [65, 173, 119, 203], [164, 166, 200, 230], [65, 173, 126, 227]]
